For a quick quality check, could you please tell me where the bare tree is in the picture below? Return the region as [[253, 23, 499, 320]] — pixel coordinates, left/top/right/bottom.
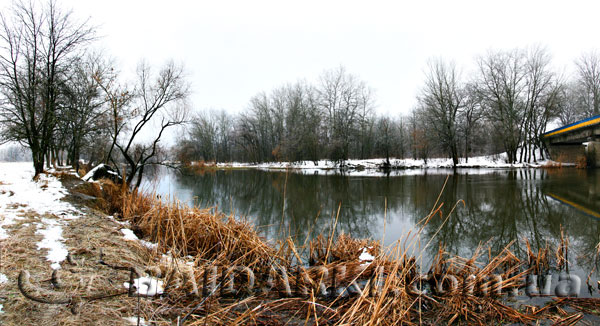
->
[[476, 49, 527, 164], [115, 60, 189, 188], [419, 58, 464, 167], [318, 66, 374, 164], [214, 110, 234, 162], [237, 91, 276, 162], [0, 0, 95, 175], [187, 110, 218, 161], [556, 81, 587, 125], [60, 52, 111, 171], [280, 82, 320, 162], [396, 116, 407, 159], [374, 116, 396, 164], [520, 46, 557, 162], [575, 50, 600, 116], [94, 63, 133, 167], [459, 83, 483, 163], [228, 81, 322, 163], [408, 108, 431, 162]]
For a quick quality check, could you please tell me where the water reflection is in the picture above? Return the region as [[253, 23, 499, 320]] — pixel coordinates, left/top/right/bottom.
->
[[152, 168, 600, 269]]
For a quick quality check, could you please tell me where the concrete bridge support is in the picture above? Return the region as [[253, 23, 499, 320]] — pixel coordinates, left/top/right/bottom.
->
[[586, 142, 600, 167], [545, 141, 600, 167], [547, 144, 586, 164]]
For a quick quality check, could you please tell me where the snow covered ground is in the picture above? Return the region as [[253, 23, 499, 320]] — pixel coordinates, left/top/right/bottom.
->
[[0, 162, 81, 269], [0, 162, 159, 269], [216, 152, 561, 177]]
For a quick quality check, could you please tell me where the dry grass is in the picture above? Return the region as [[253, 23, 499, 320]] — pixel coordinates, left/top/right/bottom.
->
[[180, 161, 219, 175], [309, 233, 380, 265], [576, 155, 588, 169], [51, 171, 82, 183], [0, 208, 162, 325], [77, 180, 278, 268], [181, 161, 252, 175]]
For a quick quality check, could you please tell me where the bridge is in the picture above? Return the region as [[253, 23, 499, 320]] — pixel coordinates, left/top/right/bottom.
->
[[543, 115, 600, 166]]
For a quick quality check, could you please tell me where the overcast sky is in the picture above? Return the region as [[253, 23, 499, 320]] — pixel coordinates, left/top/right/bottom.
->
[[5, 0, 600, 116]]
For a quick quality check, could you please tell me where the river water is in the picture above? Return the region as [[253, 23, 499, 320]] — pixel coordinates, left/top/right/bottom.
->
[[148, 167, 600, 269]]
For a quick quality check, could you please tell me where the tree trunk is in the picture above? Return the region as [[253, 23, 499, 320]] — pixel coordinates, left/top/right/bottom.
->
[[450, 142, 459, 167], [134, 165, 145, 189], [72, 144, 81, 172], [55, 147, 61, 166], [32, 148, 45, 177], [464, 131, 470, 164]]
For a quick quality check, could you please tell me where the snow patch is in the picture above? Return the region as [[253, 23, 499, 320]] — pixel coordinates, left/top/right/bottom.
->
[[359, 247, 375, 262], [123, 276, 164, 296], [0, 225, 10, 240], [140, 240, 158, 249], [82, 164, 119, 182], [108, 215, 130, 226], [121, 228, 158, 249], [0, 163, 78, 215], [121, 228, 139, 241], [36, 219, 68, 269], [123, 317, 148, 325], [82, 164, 103, 181], [0, 273, 7, 284]]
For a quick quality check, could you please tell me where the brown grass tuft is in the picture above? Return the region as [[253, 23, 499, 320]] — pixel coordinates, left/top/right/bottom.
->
[[576, 155, 587, 169]]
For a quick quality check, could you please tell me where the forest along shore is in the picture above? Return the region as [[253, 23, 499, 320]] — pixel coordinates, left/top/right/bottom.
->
[[2, 162, 600, 325]]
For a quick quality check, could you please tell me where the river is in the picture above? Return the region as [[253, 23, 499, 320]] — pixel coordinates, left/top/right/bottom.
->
[[147, 167, 600, 270]]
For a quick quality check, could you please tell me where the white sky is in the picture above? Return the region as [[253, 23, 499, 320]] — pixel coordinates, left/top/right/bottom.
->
[[4, 0, 600, 116]]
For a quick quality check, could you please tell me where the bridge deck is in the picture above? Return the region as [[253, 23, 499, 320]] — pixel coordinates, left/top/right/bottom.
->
[[543, 114, 600, 138]]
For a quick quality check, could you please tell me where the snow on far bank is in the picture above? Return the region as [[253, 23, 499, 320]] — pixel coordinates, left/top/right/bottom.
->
[[216, 152, 559, 177], [0, 162, 81, 269]]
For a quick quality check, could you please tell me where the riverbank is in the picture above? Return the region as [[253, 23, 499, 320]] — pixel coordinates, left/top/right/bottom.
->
[[214, 153, 573, 176], [0, 163, 157, 325], [1, 162, 599, 325]]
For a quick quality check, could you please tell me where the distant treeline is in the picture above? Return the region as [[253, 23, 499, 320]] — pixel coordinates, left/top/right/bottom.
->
[[177, 46, 599, 166], [0, 144, 30, 162]]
